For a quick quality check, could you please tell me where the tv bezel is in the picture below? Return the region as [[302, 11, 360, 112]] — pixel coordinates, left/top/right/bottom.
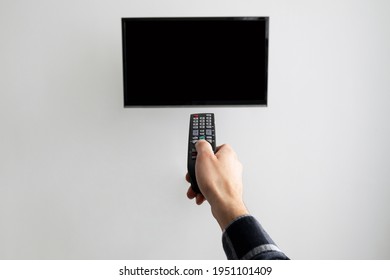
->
[[122, 16, 269, 107]]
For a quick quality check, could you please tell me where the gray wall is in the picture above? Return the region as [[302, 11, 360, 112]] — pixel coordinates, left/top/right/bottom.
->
[[1, 0, 389, 259]]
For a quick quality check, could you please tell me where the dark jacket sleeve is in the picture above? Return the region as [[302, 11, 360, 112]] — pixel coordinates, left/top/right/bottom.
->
[[222, 215, 289, 260]]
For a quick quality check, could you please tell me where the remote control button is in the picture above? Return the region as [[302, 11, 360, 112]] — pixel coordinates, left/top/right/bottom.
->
[[206, 129, 212, 135], [193, 130, 199, 136], [199, 135, 205, 140]]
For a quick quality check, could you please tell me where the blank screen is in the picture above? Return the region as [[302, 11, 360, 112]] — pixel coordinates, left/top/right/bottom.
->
[[122, 17, 269, 106]]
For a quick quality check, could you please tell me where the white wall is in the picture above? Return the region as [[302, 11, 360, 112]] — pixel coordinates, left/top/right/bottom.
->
[[1, 0, 389, 259]]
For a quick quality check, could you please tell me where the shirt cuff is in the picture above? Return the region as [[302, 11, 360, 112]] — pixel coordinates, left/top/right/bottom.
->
[[222, 215, 289, 260]]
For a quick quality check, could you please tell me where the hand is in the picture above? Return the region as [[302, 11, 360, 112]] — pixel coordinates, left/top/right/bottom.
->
[[186, 140, 249, 230]]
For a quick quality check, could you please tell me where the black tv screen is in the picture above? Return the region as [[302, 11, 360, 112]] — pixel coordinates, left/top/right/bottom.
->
[[122, 17, 269, 106]]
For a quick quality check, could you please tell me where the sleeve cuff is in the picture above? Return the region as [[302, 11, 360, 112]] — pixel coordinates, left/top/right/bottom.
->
[[222, 215, 289, 260]]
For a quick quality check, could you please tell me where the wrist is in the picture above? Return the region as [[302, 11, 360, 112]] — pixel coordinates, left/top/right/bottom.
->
[[212, 202, 249, 230]]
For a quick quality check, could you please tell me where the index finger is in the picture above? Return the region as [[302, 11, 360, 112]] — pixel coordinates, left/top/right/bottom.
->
[[215, 143, 237, 160]]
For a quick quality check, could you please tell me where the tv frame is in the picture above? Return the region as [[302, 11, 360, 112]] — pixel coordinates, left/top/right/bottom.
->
[[122, 16, 269, 107]]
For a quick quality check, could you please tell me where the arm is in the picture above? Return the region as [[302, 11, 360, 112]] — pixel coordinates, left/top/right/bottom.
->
[[186, 140, 289, 260]]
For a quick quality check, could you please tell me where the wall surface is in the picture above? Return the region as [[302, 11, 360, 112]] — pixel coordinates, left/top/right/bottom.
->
[[1, 0, 390, 259]]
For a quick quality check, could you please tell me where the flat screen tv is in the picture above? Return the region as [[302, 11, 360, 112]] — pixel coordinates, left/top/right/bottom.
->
[[122, 17, 269, 106]]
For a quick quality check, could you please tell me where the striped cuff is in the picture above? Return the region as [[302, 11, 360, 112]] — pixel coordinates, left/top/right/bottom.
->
[[222, 215, 289, 260]]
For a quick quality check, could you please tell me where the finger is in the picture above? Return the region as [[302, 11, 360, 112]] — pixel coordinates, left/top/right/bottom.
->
[[195, 193, 206, 205], [209, 142, 233, 157], [195, 139, 214, 155], [187, 186, 197, 199], [215, 143, 237, 159], [185, 173, 191, 183], [215, 144, 224, 153]]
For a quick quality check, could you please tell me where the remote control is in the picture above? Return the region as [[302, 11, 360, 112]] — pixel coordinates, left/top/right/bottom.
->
[[187, 113, 216, 194]]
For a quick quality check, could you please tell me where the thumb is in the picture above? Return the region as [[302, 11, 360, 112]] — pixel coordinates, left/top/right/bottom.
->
[[195, 140, 214, 156]]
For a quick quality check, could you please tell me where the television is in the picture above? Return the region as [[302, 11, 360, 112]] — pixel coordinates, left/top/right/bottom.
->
[[122, 17, 269, 106]]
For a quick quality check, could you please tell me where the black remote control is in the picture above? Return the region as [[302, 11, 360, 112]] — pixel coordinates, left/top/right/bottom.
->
[[187, 113, 216, 194]]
